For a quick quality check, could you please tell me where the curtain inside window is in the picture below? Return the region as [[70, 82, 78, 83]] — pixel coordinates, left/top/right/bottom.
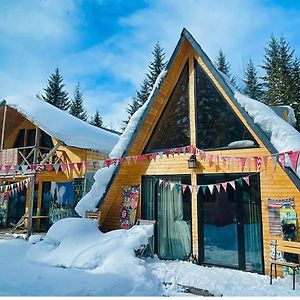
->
[[157, 182, 191, 260]]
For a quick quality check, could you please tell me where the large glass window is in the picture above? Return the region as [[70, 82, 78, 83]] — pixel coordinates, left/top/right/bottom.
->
[[195, 60, 257, 150], [144, 62, 190, 153]]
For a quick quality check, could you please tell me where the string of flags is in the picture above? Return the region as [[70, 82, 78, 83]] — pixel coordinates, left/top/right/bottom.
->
[[0, 178, 30, 198], [0, 145, 299, 175], [156, 172, 256, 195]]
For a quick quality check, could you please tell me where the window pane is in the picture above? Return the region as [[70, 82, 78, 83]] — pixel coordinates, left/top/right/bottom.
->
[[144, 62, 190, 153], [195, 60, 257, 150]]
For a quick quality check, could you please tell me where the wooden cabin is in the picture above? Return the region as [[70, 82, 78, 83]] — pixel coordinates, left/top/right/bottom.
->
[[0, 97, 119, 234], [87, 28, 300, 276]]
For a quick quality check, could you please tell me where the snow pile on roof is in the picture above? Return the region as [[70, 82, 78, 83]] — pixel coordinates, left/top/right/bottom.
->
[[235, 91, 300, 176], [4, 96, 119, 153], [75, 69, 167, 217], [25, 218, 161, 296]]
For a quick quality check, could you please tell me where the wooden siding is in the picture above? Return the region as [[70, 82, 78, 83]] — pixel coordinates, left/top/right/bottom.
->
[[100, 37, 300, 276]]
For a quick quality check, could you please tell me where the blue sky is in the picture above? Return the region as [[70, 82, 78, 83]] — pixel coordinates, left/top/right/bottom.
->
[[1, 0, 300, 130]]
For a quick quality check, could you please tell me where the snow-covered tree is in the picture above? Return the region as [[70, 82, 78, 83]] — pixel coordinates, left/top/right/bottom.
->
[[215, 49, 237, 87], [243, 59, 264, 101], [39, 68, 70, 110], [89, 109, 103, 128], [69, 83, 88, 121]]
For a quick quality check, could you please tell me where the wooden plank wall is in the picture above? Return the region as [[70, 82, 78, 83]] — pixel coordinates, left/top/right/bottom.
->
[[100, 38, 300, 275]]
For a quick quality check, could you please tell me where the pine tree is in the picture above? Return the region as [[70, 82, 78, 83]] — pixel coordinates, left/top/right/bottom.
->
[[122, 97, 140, 129], [136, 78, 150, 106], [261, 35, 294, 106], [215, 49, 237, 87], [243, 59, 264, 101], [69, 83, 88, 121], [147, 42, 167, 89], [89, 109, 103, 128], [39, 68, 70, 110]]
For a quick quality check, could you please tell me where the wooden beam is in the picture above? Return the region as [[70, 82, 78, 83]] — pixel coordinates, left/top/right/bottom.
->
[[40, 142, 61, 165]]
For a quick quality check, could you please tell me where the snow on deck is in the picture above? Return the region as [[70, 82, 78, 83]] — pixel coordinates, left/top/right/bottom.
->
[[4, 96, 119, 153]]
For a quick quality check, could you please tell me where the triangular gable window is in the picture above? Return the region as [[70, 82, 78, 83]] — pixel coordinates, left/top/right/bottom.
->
[[195, 60, 258, 150], [144, 62, 190, 153]]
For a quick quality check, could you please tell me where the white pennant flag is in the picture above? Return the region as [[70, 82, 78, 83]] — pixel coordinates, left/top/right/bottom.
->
[[158, 152, 164, 159], [21, 165, 28, 174], [158, 179, 163, 186], [170, 182, 175, 190], [99, 160, 104, 168], [53, 164, 60, 173], [14, 165, 20, 172], [208, 184, 214, 194]]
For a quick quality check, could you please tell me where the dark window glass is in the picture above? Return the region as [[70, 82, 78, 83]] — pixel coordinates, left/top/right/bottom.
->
[[26, 129, 36, 147], [40, 131, 54, 149], [195, 60, 257, 150], [13, 129, 25, 148], [144, 62, 190, 153]]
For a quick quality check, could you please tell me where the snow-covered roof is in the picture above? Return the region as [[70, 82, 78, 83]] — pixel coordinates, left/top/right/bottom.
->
[[2, 96, 119, 153]]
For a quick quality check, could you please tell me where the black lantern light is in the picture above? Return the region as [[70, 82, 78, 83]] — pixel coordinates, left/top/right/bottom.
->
[[187, 154, 197, 169]]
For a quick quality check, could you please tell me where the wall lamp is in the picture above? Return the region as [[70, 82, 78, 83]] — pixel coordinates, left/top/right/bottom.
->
[[187, 154, 197, 169]]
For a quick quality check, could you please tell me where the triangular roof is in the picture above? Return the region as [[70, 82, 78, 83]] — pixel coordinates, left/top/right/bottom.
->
[[75, 28, 300, 216], [0, 96, 119, 153]]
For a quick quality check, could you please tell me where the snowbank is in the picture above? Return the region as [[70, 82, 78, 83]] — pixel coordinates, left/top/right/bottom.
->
[[25, 218, 160, 295], [235, 91, 300, 176], [75, 69, 167, 216]]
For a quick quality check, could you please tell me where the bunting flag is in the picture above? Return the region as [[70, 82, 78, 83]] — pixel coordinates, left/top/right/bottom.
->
[[229, 180, 236, 190], [243, 176, 250, 186], [0, 145, 298, 178], [208, 184, 214, 194], [182, 184, 188, 193], [288, 151, 300, 172], [221, 182, 228, 192]]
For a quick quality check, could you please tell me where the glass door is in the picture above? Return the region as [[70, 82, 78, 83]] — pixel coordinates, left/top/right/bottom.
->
[[142, 175, 192, 260], [197, 173, 263, 273]]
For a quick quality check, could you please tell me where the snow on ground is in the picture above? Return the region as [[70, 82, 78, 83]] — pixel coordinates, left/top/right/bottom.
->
[[0, 217, 300, 296]]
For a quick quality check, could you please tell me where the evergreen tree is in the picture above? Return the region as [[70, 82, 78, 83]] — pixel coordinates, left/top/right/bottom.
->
[[69, 83, 88, 121], [243, 59, 264, 100], [136, 78, 150, 106], [261, 35, 294, 106], [39, 68, 70, 110], [122, 97, 140, 129], [215, 49, 237, 87], [89, 109, 103, 128], [147, 42, 167, 89]]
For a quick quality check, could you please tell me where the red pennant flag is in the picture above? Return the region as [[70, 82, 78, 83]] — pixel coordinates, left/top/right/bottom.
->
[[176, 147, 181, 155], [104, 159, 111, 167], [119, 158, 125, 166], [221, 182, 228, 191], [69, 163, 75, 171], [5, 165, 11, 174], [46, 164, 53, 172], [76, 162, 83, 171], [138, 155, 145, 162], [145, 154, 152, 161], [196, 185, 200, 194], [288, 151, 300, 172], [239, 157, 246, 172], [246, 157, 251, 171], [61, 163, 67, 172], [187, 146, 192, 153], [30, 164, 36, 171], [151, 153, 158, 161], [164, 150, 170, 158]]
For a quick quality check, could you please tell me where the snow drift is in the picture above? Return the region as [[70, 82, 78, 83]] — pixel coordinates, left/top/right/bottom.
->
[[25, 218, 161, 296]]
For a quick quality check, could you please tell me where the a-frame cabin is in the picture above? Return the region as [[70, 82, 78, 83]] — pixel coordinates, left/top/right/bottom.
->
[[92, 29, 300, 275]]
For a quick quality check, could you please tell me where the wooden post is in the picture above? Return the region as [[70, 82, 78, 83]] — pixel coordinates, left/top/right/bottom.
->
[[26, 127, 40, 239], [1, 104, 7, 150]]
